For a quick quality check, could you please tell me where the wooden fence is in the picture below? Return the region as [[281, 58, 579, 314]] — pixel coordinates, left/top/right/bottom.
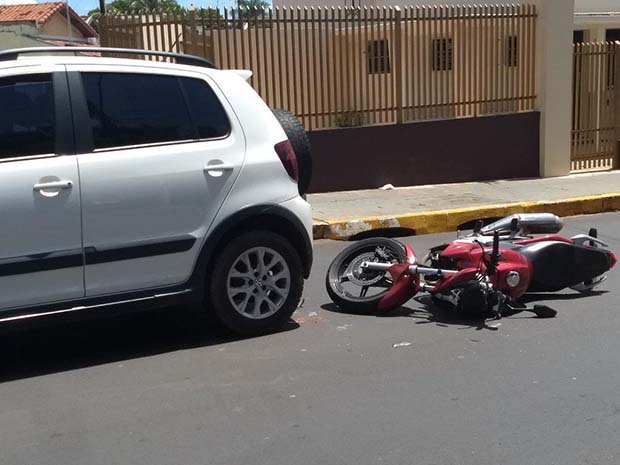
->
[[100, 4, 538, 131], [571, 42, 620, 171]]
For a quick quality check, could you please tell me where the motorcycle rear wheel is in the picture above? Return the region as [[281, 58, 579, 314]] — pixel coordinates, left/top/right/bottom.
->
[[326, 238, 407, 314]]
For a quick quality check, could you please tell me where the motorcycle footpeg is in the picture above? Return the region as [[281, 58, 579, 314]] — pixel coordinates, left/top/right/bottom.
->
[[506, 301, 527, 310], [531, 305, 557, 319]]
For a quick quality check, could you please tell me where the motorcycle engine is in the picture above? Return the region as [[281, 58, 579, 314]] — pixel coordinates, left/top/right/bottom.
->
[[457, 282, 499, 318]]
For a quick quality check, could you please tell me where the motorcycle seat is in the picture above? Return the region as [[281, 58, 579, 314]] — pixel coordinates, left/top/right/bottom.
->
[[519, 241, 609, 292]]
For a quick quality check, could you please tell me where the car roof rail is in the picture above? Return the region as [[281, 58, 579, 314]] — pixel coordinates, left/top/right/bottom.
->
[[0, 46, 218, 69]]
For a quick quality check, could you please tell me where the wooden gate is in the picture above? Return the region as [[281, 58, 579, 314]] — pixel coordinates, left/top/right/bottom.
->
[[572, 42, 620, 171]]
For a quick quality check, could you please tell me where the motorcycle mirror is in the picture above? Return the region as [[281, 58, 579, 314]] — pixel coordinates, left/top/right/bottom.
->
[[492, 230, 500, 263], [589, 227, 598, 239], [473, 220, 483, 234], [510, 217, 519, 233]]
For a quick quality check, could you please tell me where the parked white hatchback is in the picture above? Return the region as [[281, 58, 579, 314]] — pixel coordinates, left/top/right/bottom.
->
[[0, 47, 313, 336]]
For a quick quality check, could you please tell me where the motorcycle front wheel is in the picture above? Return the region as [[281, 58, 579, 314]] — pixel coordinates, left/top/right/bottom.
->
[[326, 238, 407, 314]]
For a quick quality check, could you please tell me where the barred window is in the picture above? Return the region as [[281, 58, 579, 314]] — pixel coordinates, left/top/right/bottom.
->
[[432, 38, 453, 71], [367, 39, 391, 74], [505, 35, 518, 67]]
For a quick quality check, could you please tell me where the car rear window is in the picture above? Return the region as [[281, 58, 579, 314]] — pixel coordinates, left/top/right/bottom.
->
[[0, 74, 54, 159], [179, 77, 230, 139], [82, 72, 230, 150]]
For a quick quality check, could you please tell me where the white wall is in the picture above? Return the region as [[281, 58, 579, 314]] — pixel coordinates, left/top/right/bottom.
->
[[534, 0, 575, 176], [575, 0, 620, 13]]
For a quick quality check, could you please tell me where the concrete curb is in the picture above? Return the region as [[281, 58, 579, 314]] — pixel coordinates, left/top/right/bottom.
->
[[313, 193, 620, 240]]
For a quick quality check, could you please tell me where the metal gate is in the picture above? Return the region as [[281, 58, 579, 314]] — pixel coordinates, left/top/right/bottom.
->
[[99, 5, 538, 132], [571, 42, 620, 171]]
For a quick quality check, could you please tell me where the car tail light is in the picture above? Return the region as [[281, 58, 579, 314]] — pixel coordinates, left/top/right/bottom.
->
[[609, 252, 617, 269], [274, 140, 298, 182]]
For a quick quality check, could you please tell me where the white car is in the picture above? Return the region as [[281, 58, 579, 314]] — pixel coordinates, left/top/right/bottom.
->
[[0, 47, 313, 336]]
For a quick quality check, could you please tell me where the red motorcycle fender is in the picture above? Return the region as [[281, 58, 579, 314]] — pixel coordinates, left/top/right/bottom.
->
[[404, 243, 417, 265], [377, 243, 420, 312], [431, 267, 480, 294]]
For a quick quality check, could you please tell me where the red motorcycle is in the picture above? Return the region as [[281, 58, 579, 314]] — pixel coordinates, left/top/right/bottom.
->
[[326, 214, 617, 319]]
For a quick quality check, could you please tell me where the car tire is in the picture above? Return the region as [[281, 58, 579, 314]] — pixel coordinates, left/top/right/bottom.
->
[[272, 108, 312, 196], [209, 230, 304, 336]]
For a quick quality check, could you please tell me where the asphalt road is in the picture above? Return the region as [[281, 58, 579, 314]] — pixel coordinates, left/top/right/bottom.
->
[[2, 213, 620, 465]]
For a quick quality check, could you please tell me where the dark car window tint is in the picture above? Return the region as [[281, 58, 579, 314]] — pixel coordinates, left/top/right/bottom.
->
[[179, 77, 230, 139], [0, 74, 54, 159], [82, 72, 194, 149]]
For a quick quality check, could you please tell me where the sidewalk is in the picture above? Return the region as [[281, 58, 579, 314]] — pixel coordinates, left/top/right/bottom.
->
[[309, 171, 620, 240]]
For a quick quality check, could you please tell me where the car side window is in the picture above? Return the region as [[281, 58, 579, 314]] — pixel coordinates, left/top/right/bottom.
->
[[179, 77, 230, 139], [0, 74, 54, 159], [82, 72, 194, 150]]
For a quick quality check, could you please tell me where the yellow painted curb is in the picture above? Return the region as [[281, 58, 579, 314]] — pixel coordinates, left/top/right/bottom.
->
[[312, 193, 620, 240]]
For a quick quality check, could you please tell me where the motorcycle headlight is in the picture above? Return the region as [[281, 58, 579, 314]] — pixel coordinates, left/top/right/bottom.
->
[[506, 271, 521, 288]]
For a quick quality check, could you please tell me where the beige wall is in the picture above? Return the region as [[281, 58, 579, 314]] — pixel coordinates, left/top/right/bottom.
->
[[41, 12, 88, 39]]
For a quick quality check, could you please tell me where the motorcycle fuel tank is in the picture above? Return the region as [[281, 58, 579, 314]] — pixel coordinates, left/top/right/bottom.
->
[[440, 241, 532, 298]]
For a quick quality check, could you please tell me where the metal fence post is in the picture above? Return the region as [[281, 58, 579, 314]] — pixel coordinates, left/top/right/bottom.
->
[[394, 6, 403, 124]]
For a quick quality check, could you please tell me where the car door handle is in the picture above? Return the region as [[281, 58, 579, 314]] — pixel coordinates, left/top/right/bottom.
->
[[33, 180, 74, 191], [204, 162, 235, 177]]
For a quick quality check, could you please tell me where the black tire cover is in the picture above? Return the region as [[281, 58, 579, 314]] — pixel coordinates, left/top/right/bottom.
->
[[271, 109, 312, 195]]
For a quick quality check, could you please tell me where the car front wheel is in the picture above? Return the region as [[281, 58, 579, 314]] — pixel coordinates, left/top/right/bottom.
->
[[209, 231, 304, 336]]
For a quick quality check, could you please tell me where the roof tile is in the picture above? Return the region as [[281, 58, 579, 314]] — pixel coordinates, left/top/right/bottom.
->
[[0, 2, 66, 24]]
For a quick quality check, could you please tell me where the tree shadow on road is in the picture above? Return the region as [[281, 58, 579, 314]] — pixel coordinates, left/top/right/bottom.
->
[[0, 307, 299, 383]]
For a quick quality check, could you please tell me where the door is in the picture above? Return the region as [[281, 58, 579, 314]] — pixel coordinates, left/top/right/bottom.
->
[[67, 66, 245, 296], [0, 70, 84, 310]]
